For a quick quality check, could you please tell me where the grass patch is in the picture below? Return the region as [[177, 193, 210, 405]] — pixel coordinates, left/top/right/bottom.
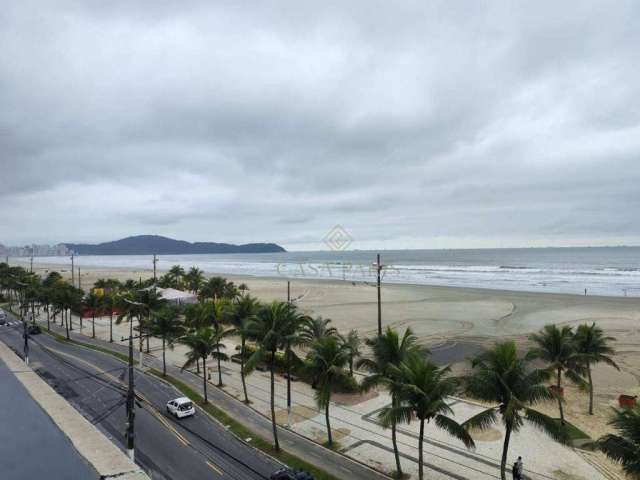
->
[[558, 419, 591, 441], [41, 327, 130, 364], [147, 368, 340, 480]]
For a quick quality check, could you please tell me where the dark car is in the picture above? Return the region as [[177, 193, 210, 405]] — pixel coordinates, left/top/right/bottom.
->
[[27, 324, 42, 335], [270, 468, 314, 480]]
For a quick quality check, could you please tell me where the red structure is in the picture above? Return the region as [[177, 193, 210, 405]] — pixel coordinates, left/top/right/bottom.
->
[[549, 385, 564, 398], [619, 395, 637, 408]]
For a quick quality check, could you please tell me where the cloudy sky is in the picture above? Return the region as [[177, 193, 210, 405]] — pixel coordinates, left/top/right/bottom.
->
[[1, 1, 639, 250]]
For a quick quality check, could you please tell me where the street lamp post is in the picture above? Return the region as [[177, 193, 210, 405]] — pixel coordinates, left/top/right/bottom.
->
[[121, 298, 146, 462], [373, 254, 384, 336]]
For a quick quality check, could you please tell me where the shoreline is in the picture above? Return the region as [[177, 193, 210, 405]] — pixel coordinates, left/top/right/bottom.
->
[[9, 256, 640, 302]]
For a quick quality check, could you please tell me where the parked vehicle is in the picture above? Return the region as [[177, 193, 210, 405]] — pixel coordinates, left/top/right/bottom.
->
[[166, 397, 195, 418], [0, 309, 6, 323], [27, 324, 41, 335], [269, 468, 315, 480]]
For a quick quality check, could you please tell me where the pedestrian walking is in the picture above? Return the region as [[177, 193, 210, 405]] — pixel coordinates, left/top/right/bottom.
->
[[516, 456, 524, 479]]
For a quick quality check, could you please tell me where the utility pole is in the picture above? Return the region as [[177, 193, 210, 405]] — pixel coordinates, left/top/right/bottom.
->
[[287, 280, 291, 304], [121, 298, 145, 462], [29, 248, 33, 273], [153, 255, 158, 284], [374, 253, 383, 336], [16, 281, 29, 364], [71, 254, 75, 287], [78, 267, 82, 291], [125, 316, 135, 461]]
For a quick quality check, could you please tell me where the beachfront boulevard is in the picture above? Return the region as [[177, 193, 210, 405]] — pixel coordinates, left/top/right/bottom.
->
[[0, 311, 282, 480], [13, 308, 619, 480]]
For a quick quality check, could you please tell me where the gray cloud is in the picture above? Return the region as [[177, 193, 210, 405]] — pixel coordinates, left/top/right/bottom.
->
[[1, 0, 639, 249]]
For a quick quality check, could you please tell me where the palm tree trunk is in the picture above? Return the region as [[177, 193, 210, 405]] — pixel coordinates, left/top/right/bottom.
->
[[325, 401, 332, 446], [217, 345, 223, 387], [92, 313, 96, 338], [418, 418, 425, 480], [69, 309, 73, 330], [203, 356, 208, 403], [391, 395, 403, 478], [146, 317, 150, 353], [64, 309, 70, 340], [500, 421, 513, 480], [286, 345, 292, 423], [270, 350, 280, 451], [162, 336, 166, 376], [349, 357, 353, 377], [109, 312, 113, 343], [240, 336, 249, 403], [587, 361, 594, 415], [557, 367, 565, 425], [46, 305, 50, 331], [79, 311, 83, 330]]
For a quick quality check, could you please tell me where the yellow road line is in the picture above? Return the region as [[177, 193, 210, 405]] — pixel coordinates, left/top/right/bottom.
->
[[44, 345, 190, 446], [206, 460, 224, 476]]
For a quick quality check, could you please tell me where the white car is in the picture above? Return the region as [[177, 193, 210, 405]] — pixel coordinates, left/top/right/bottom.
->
[[0, 310, 6, 324], [166, 397, 195, 418]]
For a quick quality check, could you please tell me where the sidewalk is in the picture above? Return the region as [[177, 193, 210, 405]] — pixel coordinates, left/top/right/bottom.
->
[[0, 337, 149, 480], [45, 312, 611, 480]]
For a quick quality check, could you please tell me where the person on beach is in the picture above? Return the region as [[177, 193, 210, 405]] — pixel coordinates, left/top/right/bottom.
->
[[512, 461, 519, 480], [516, 456, 524, 479]]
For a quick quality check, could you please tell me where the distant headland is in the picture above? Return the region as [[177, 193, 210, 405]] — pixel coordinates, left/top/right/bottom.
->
[[64, 235, 286, 255]]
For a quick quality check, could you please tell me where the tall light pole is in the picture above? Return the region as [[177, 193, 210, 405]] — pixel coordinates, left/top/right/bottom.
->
[[71, 254, 75, 287], [153, 255, 158, 284], [122, 298, 145, 462], [16, 280, 29, 364], [373, 254, 383, 336]]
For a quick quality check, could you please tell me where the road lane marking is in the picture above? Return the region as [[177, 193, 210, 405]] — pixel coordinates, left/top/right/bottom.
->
[[206, 460, 224, 476], [42, 345, 191, 447]]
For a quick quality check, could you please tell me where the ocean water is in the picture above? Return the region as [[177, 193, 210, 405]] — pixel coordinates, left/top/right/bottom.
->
[[18, 246, 640, 297]]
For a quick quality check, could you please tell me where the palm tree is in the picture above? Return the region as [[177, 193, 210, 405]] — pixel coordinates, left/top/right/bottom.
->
[[166, 265, 186, 288], [210, 321, 233, 387], [150, 306, 185, 376], [464, 341, 567, 480], [85, 291, 102, 339], [529, 324, 585, 425], [228, 295, 259, 403], [103, 291, 117, 343], [382, 356, 475, 480], [180, 327, 219, 403], [357, 327, 426, 478], [185, 267, 205, 294], [299, 316, 337, 345], [575, 323, 619, 415], [245, 301, 293, 451], [341, 329, 362, 376], [306, 336, 351, 447], [597, 406, 640, 478]]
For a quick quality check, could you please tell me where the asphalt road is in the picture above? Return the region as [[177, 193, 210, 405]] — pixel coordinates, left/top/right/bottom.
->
[[0, 315, 280, 480]]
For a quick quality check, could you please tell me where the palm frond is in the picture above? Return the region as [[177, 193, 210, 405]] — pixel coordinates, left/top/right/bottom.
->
[[462, 407, 498, 431], [435, 414, 475, 449], [525, 408, 570, 444]]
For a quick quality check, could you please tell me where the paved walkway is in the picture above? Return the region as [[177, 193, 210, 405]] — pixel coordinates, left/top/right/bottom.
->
[[37, 312, 613, 480], [0, 337, 148, 480]]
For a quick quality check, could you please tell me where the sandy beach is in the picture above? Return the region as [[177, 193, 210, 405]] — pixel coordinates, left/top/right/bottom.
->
[[19, 260, 640, 446]]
